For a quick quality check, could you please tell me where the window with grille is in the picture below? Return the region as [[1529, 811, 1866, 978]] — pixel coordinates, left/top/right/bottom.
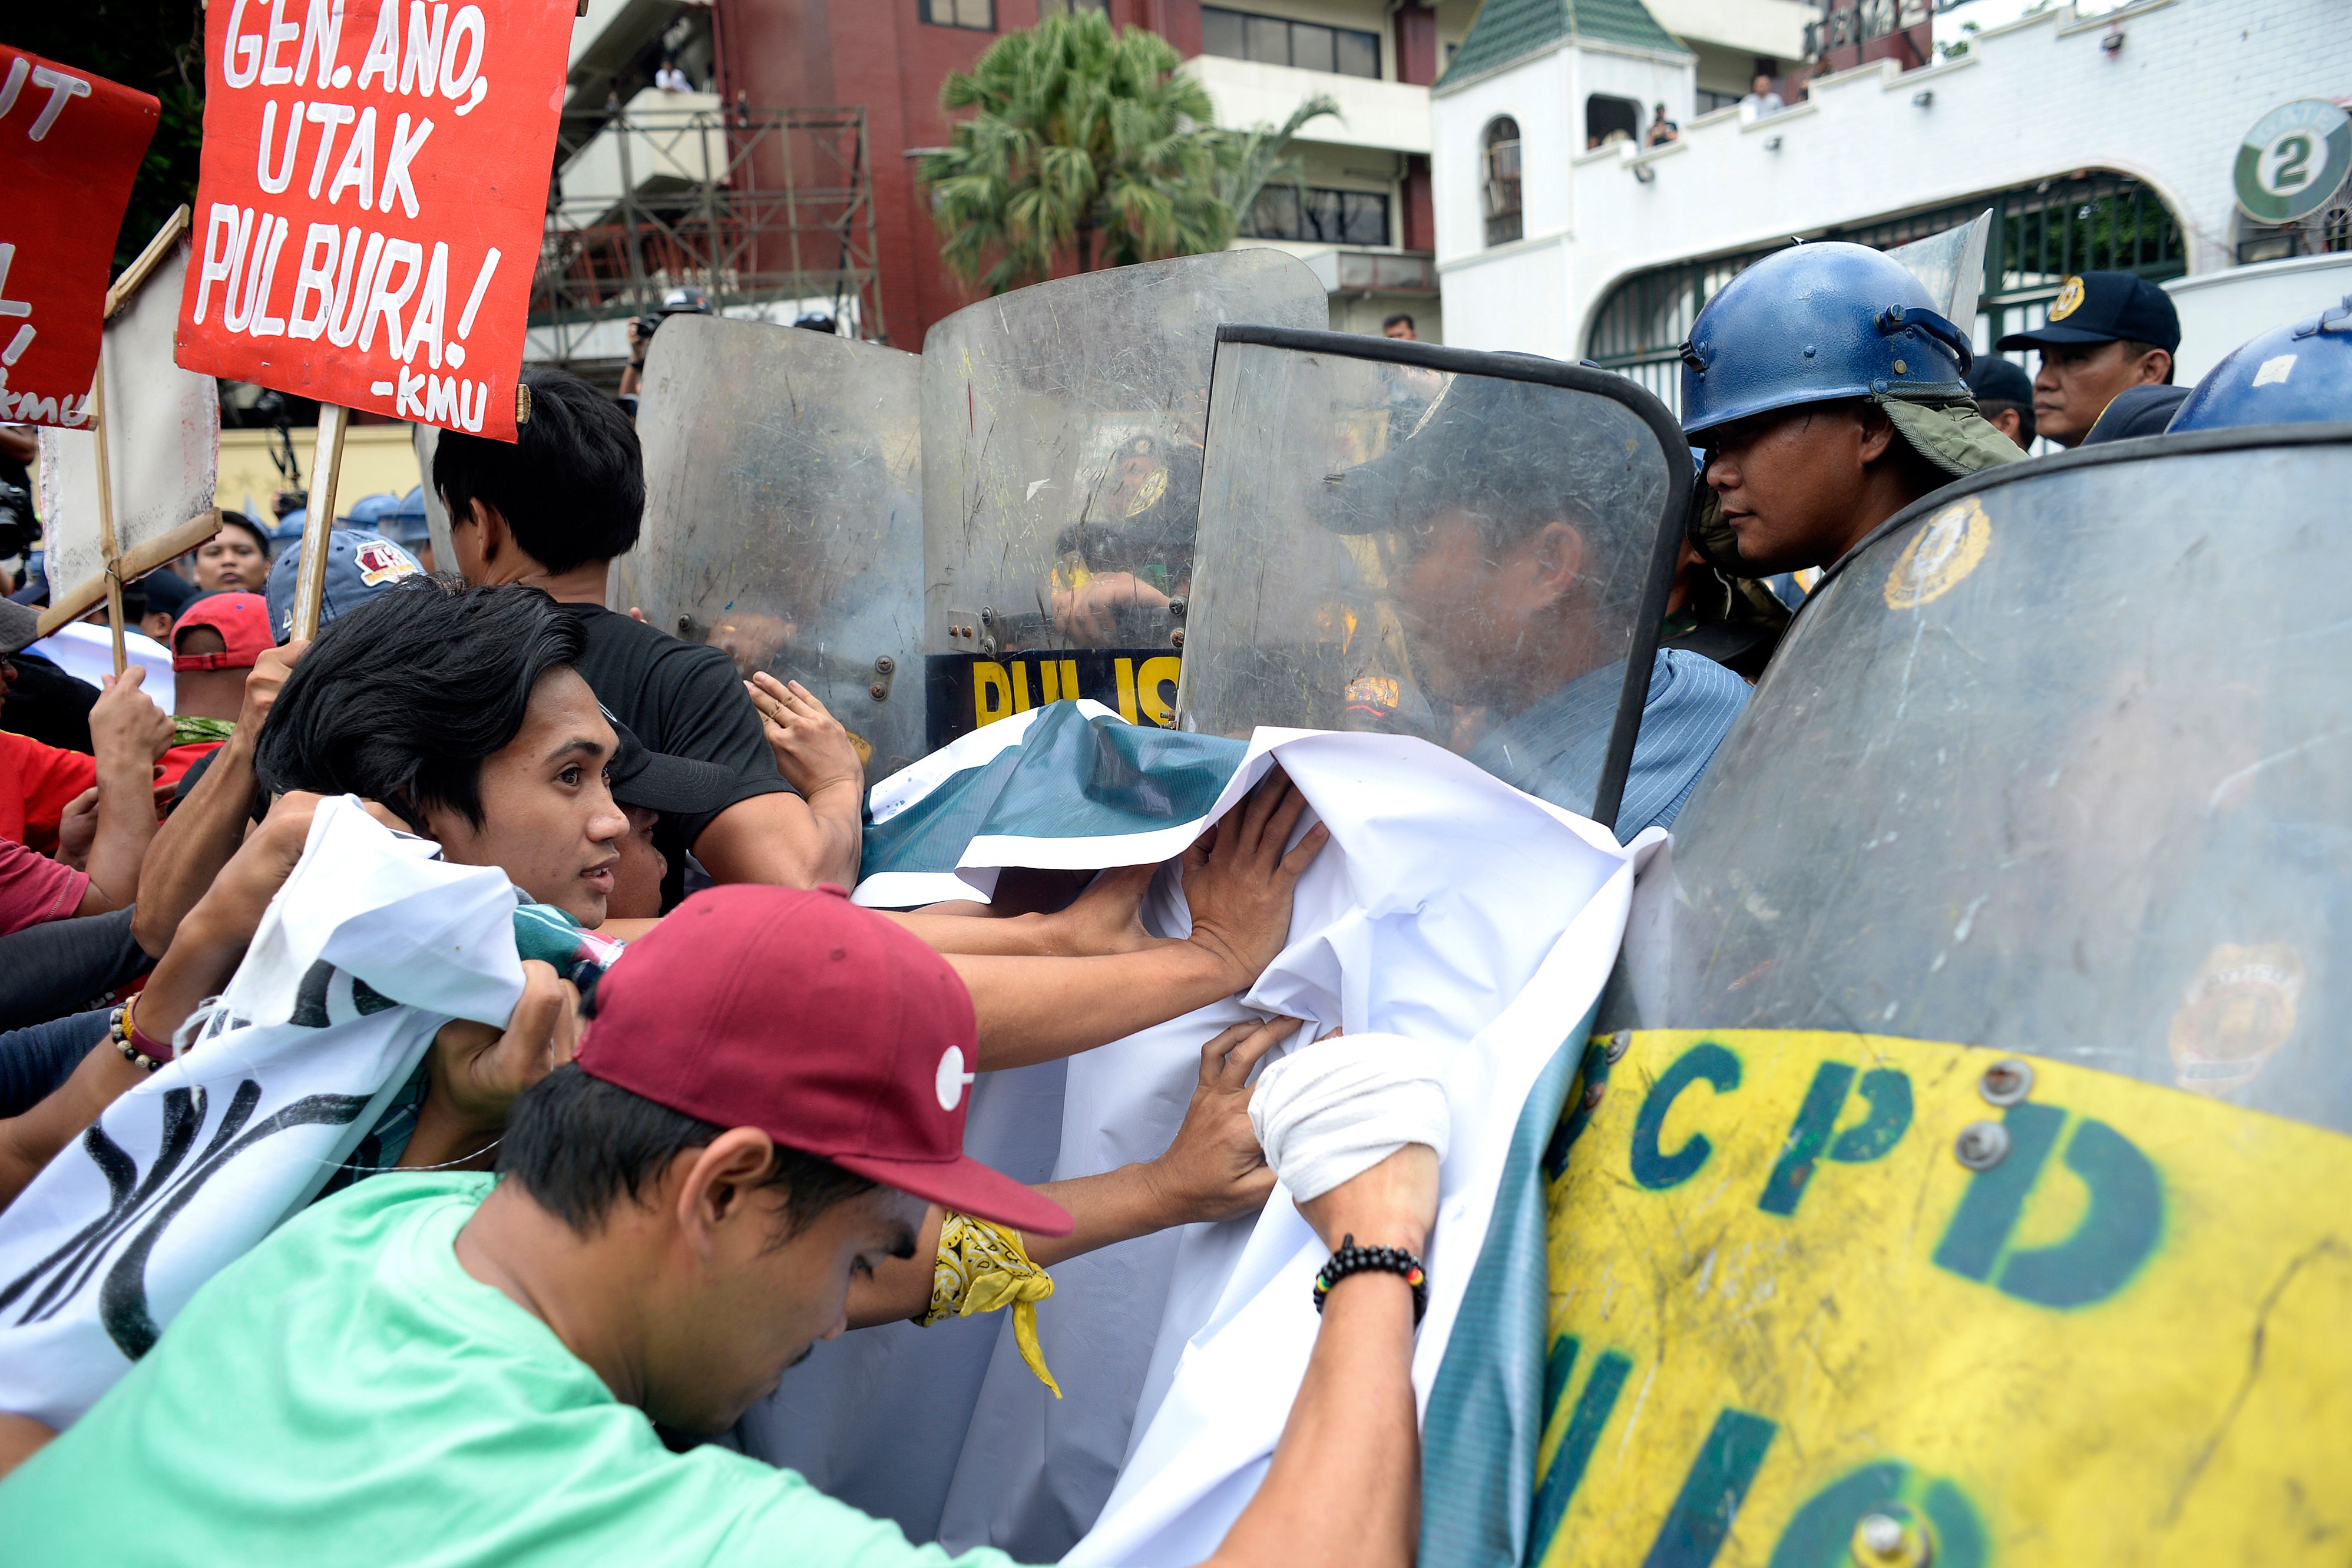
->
[[1200, 7, 1381, 78], [1037, 0, 1108, 15], [921, 0, 994, 30], [1483, 117, 1522, 247], [1584, 171, 2187, 414], [1243, 186, 1390, 246]]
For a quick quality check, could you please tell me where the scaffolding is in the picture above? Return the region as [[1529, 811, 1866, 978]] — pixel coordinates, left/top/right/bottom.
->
[[530, 102, 889, 369]]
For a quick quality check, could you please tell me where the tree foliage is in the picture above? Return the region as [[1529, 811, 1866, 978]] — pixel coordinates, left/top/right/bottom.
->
[[1210, 93, 1341, 239], [924, 12, 1331, 293]]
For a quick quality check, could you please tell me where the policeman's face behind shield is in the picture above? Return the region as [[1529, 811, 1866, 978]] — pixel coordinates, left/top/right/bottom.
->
[[1346, 376, 1645, 716], [1384, 501, 1603, 712]]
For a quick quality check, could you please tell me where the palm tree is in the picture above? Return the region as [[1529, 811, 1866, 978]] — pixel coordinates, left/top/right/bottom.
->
[[924, 13, 1235, 293], [1209, 93, 1342, 240]]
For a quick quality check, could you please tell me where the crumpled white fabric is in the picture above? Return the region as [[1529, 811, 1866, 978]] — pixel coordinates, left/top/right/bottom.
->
[[0, 798, 523, 1429], [1248, 1033, 1450, 1204]]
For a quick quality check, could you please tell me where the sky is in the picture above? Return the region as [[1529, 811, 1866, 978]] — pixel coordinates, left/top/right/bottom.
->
[[1933, 0, 2132, 51]]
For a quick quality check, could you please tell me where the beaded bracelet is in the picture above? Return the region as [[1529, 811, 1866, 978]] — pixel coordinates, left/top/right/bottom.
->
[[108, 1004, 160, 1074], [108, 998, 178, 1073], [1312, 1233, 1428, 1325]]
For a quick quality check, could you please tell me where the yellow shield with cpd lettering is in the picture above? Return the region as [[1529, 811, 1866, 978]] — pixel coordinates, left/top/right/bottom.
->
[[1533, 1029, 2352, 1567]]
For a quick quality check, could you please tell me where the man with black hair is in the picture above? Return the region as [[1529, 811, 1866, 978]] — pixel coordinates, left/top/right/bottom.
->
[[190, 512, 272, 594], [434, 366, 862, 904], [0, 884, 1440, 1568], [1964, 357, 2036, 451], [1993, 271, 2179, 449], [1381, 313, 1417, 341]]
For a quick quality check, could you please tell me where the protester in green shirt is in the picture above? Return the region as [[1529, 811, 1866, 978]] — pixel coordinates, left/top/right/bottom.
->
[[0, 884, 1438, 1568]]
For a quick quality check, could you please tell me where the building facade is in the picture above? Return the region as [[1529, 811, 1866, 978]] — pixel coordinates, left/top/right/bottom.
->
[[542, 0, 1488, 363], [1431, 0, 2352, 408]]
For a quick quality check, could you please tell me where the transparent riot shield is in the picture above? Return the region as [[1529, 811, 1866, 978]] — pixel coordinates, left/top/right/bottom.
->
[[920, 251, 1326, 748], [1882, 209, 1992, 326], [614, 316, 927, 778], [1526, 425, 2352, 1568], [1176, 329, 1688, 833]]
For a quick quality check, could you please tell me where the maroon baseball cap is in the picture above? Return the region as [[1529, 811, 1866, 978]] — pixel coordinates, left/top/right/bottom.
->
[[575, 884, 1072, 1236]]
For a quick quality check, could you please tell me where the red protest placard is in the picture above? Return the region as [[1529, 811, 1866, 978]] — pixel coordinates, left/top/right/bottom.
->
[[175, 0, 571, 442], [0, 49, 160, 429]]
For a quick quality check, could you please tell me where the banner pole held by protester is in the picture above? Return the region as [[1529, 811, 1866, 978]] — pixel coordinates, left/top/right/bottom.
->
[[289, 403, 349, 640]]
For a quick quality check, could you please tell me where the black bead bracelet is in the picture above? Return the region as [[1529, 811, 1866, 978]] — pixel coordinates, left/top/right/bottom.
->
[[1313, 1233, 1428, 1325]]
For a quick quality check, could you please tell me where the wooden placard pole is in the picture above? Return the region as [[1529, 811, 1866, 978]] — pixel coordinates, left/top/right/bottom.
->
[[289, 403, 349, 641], [64, 207, 193, 674], [86, 353, 128, 676]]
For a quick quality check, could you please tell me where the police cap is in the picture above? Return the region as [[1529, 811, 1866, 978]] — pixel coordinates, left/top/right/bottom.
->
[[1995, 272, 2179, 353]]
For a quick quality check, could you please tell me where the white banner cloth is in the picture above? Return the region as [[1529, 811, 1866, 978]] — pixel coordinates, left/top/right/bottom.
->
[[756, 720, 1648, 1566], [0, 798, 523, 1428]]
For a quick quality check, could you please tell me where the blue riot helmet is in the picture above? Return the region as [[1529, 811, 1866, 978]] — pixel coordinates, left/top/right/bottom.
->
[[382, 486, 432, 549], [343, 492, 402, 529], [2168, 295, 2352, 434], [1680, 242, 1974, 438]]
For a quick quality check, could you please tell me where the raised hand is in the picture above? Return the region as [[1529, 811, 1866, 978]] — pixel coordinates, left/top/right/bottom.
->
[[52, 788, 98, 871], [1141, 1017, 1291, 1225], [746, 671, 865, 803], [237, 639, 306, 733], [88, 666, 173, 768], [1179, 768, 1330, 994], [418, 960, 583, 1147]]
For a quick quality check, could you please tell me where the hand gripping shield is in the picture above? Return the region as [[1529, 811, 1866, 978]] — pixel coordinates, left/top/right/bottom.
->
[[920, 251, 1326, 748], [613, 316, 927, 778], [1175, 329, 1689, 833]]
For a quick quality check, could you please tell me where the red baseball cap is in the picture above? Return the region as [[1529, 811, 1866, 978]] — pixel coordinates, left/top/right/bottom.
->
[[575, 884, 1073, 1236], [172, 592, 273, 672]]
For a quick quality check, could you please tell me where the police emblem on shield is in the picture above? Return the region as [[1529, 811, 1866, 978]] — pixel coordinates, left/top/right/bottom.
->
[[1883, 495, 1991, 610], [2167, 942, 2304, 1094], [2047, 274, 2086, 322]]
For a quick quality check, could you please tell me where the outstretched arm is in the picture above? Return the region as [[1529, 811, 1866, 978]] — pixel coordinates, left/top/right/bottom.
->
[[1206, 1146, 1437, 1568], [951, 771, 1328, 1071], [849, 1017, 1286, 1328], [132, 641, 303, 955], [76, 668, 173, 915]]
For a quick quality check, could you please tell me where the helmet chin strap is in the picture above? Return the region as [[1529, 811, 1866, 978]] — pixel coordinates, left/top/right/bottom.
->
[[1874, 305, 1974, 378]]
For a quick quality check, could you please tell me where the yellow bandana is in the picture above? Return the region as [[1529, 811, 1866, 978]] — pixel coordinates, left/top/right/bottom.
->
[[921, 1212, 1061, 1397]]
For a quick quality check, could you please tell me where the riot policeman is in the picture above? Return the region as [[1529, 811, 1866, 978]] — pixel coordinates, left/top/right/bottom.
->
[[922, 252, 1327, 746], [618, 285, 717, 417], [1048, 432, 1203, 644], [1678, 242, 2022, 583], [1180, 332, 1735, 836], [614, 315, 928, 782], [1554, 317, 2352, 1562]]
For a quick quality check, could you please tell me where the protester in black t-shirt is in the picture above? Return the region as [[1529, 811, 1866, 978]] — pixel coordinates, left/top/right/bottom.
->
[[433, 370, 863, 907]]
